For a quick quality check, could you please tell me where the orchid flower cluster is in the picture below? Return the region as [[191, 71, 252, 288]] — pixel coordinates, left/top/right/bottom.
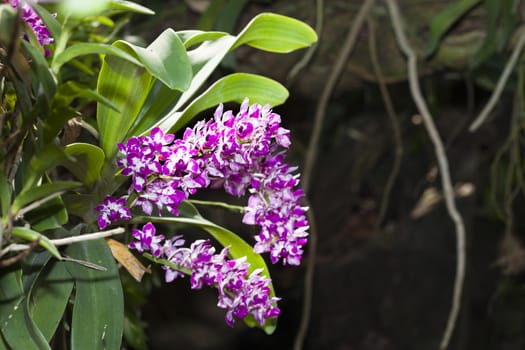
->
[[130, 223, 280, 326], [96, 99, 309, 326], [7, 0, 55, 54]]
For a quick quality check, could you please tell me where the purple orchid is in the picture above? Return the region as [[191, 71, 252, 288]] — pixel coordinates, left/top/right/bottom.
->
[[95, 196, 131, 230], [128, 223, 280, 327], [8, 0, 55, 55]]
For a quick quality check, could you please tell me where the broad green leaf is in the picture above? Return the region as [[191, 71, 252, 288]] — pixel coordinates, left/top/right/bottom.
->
[[233, 12, 317, 53], [0, 268, 50, 350], [64, 143, 105, 185], [11, 227, 61, 260], [52, 42, 143, 73], [59, 0, 111, 17], [148, 13, 315, 134], [29, 260, 74, 341], [158, 35, 237, 125], [66, 239, 124, 350], [97, 52, 154, 156], [426, 0, 482, 56], [115, 29, 192, 91], [22, 251, 52, 294], [13, 181, 82, 213], [163, 73, 288, 132], [108, 0, 155, 15], [135, 201, 277, 334]]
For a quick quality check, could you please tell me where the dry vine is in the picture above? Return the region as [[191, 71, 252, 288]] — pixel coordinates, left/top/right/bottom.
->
[[294, 0, 375, 349], [385, 0, 467, 349]]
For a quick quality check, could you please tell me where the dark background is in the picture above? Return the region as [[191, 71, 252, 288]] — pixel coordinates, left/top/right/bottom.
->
[[129, 1, 525, 349]]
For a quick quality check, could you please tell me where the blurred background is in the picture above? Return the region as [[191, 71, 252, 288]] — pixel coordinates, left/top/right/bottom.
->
[[121, 1, 525, 349]]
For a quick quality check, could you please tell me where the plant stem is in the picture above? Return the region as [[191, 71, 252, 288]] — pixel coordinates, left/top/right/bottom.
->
[[188, 199, 245, 213]]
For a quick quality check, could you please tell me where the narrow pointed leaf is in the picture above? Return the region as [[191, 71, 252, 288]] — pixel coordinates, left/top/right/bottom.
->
[[13, 181, 82, 213], [11, 227, 61, 260], [21, 40, 57, 102], [31, 2, 61, 41], [52, 42, 143, 73], [425, 0, 482, 56], [177, 30, 228, 48], [0, 172, 11, 217]]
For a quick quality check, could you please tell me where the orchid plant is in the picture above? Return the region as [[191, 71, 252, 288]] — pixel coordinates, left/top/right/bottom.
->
[[0, 0, 316, 349]]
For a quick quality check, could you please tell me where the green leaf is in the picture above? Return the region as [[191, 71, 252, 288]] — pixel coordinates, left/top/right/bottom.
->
[[135, 201, 277, 334], [150, 35, 237, 131], [147, 13, 315, 134], [28, 260, 74, 341], [31, 2, 62, 42], [0, 268, 50, 350], [21, 144, 75, 192], [27, 195, 69, 232], [126, 79, 182, 137], [471, 0, 519, 67], [22, 251, 52, 295], [58, 0, 111, 17], [177, 30, 228, 48], [13, 181, 82, 214], [162, 73, 288, 132], [44, 81, 118, 142], [0, 172, 11, 217], [108, 0, 155, 15], [52, 42, 143, 73], [0, 5, 17, 46], [64, 143, 105, 185], [66, 239, 124, 350], [233, 12, 317, 53], [21, 40, 57, 103], [11, 227, 61, 260], [62, 193, 97, 220], [426, 0, 482, 56], [97, 52, 154, 157], [115, 29, 192, 91]]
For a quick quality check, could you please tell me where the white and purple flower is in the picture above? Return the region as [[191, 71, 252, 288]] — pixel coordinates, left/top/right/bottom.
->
[[96, 98, 309, 265]]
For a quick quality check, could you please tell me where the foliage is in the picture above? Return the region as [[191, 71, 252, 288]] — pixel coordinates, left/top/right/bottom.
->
[[0, 1, 316, 348]]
